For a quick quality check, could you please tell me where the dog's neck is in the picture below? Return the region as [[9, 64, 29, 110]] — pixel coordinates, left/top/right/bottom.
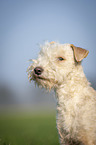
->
[[55, 64, 90, 99]]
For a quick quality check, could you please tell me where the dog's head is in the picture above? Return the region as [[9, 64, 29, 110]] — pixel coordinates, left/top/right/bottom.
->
[[27, 42, 89, 90]]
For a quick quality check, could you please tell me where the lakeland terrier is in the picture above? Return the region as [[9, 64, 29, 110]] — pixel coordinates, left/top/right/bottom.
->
[[27, 41, 96, 145]]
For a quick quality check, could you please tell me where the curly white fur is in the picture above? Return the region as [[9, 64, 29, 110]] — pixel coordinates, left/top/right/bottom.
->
[[27, 42, 96, 145]]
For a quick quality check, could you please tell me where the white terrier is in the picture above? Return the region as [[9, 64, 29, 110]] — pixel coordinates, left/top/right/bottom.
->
[[27, 42, 96, 145]]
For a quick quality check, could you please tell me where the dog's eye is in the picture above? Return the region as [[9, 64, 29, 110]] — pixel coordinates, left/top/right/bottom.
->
[[58, 57, 64, 61]]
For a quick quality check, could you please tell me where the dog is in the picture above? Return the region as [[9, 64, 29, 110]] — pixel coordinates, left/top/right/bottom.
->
[[27, 41, 96, 145]]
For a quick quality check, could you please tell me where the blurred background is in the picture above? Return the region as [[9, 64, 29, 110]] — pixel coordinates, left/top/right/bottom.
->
[[0, 0, 96, 145]]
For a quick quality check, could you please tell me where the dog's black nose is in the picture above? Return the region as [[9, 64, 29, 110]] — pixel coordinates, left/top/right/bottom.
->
[[34, 67, 43, 75]]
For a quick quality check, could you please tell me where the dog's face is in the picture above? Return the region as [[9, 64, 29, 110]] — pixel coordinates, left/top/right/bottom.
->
[[27, 42, 89, 90]]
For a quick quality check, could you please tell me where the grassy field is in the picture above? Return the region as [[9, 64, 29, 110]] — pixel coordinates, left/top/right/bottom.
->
[[0, 112, 59, 145]]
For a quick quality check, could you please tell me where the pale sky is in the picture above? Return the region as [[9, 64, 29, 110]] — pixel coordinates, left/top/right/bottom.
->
[[0, 0, 96, 90]]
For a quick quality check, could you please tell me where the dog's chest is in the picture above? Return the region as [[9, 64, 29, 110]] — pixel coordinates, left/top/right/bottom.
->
[[56, 96, 80, 135]]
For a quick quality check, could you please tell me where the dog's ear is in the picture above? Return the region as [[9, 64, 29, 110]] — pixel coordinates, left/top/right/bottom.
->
[[70, 44, 89, 62]]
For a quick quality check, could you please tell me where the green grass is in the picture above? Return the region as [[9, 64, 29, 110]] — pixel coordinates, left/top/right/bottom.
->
[[0, 112, 59, 145]]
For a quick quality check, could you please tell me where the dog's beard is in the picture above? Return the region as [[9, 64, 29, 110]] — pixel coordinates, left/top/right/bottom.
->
[[31, 73, 58, 91]]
